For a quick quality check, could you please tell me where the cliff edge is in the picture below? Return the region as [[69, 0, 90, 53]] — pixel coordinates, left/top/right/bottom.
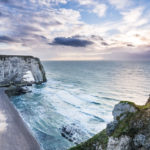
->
[[69, 98, 150, 150], [0, 55, 47, 87]]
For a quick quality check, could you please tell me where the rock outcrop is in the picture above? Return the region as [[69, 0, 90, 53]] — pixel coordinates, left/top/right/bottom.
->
[[69, 98, 150, 150], [5, 85, 32, 96], [0, 55, 47, 87], [61, 123, 88, 144]]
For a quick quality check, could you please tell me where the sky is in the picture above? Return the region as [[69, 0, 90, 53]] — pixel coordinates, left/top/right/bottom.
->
[[0, 0, 150, 60]]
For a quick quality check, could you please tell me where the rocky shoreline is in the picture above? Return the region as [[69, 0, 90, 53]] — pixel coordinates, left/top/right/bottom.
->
[[69, 97, 150, 150]]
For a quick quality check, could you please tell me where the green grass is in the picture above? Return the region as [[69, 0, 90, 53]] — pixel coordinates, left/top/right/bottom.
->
[[112, 112, 135, 138], [120, 101, 150, 110], [112, 101, 150, 138], [69, 100, 150, 150], [68, 129, 108, 150]]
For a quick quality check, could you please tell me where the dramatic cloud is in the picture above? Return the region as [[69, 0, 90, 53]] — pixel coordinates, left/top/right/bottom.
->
[[101, 42, 109, 46], [0, 36, 16, 43], [0, 0, 149, 60], [0, 0, 10, 3], [121, 7, 146, 25], [93, 4, 107, 17], [108, 0, 132, 9], [51, 37, 93, 47], [127, 44, 134, 47], [77, 0, 107, 18]]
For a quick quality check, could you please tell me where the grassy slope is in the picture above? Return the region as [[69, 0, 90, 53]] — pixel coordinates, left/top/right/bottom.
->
[[69, 101, 150, 150], [69, 129, 108, 150]]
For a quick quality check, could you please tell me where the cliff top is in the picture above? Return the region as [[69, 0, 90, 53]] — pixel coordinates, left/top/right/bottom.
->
[[0, 55, 40, 61]]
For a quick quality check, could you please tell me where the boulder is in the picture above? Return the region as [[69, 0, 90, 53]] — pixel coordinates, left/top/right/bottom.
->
[[61, 123, 87, 144], [106, 101, 137, 136], [107, 135, 131, 150], [5, 85, 31, 96], [112, 102, 137, 120]]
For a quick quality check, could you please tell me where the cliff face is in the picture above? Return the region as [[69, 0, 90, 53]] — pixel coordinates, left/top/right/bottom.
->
[[69, 100, 150, 150], [0, 55, 47, 86]]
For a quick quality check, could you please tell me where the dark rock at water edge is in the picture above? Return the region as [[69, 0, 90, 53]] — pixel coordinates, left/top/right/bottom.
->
[[5, 85, 31, 96], [61, 123, 88, 144]]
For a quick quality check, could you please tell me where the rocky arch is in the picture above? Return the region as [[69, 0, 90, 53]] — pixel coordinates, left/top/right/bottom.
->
[[0, 55, 47, 87]]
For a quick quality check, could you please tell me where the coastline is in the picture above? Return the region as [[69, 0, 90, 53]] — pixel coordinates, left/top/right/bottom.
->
[[0, 88, 41, 150]]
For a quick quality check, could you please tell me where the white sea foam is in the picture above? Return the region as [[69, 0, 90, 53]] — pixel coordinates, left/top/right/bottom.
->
[[43, 87, 111, 135]]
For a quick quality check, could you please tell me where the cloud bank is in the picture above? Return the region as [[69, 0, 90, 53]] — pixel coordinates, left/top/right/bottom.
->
[[0, 0, 150, 60], [51, 37, 93, 47]]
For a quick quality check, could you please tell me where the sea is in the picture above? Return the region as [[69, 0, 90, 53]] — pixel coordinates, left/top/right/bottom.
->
[[10, 61, 150, 150]]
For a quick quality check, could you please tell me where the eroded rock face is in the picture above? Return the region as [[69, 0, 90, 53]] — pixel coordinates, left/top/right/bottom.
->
[[5, 86, 32, 96], [107, 136, 131, 150], [112, 102, 137, 120], [61, 123, 87, 144], [106, 120, 118, 136], [0, 55, 46, 86], [106, 102, 138, 136], [133, 134, 146, 148], [133, 133, 150, 149], [69, 100, 150, 150]]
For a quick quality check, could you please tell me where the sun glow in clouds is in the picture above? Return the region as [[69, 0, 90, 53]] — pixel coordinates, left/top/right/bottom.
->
[[0, 0, 150, 60]]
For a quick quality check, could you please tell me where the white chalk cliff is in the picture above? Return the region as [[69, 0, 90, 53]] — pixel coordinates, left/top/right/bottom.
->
[[0, 55, 46, 86]]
